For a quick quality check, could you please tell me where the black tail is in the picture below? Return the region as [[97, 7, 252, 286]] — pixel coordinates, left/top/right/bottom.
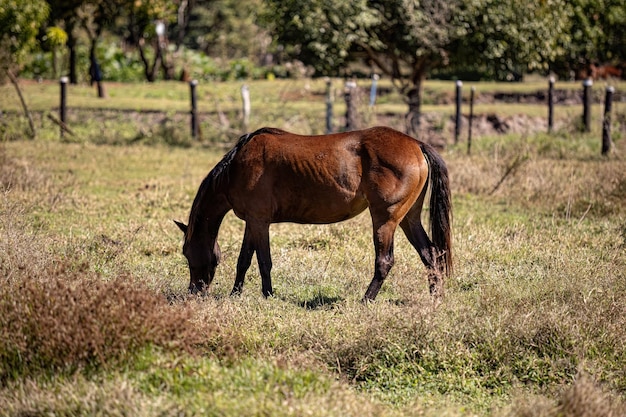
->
[[420, 143, 453, 277]]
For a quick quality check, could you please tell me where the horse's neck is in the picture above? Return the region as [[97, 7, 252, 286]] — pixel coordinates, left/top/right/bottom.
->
[[193, 191, 231, 239]]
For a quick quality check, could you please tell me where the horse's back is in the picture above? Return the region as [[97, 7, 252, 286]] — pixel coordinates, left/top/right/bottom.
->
[[225, 127, 427, 224]]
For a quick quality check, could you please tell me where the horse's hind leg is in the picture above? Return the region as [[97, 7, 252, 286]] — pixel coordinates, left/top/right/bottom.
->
[[400, 213, 444, 298], [254, 226, 273, 297], [363, 220, 397, 302]]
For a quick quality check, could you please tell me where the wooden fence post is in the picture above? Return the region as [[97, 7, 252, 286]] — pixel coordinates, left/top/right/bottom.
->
[[189, 79, 199, 138], [548, 76, 555, 132], [369, 74, 379, 107], [455, 80, 462, 144], [241, 84, 251, 131], [60, 76, 68, 139], [602, 86, 614, 155], [582, 78, 593, 132], [325, 78, 333, 134], [344, 78, 357, 132]]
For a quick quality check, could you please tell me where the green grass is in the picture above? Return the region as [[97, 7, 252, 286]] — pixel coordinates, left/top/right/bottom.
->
[[1, 80, 625, 416]]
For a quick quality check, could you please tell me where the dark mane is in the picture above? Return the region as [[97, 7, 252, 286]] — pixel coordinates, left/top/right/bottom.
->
[[185, 127, 285, 241], [208, 127, 285, 191]]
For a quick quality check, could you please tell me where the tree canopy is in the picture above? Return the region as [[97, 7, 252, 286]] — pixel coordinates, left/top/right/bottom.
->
[[0, 0, 50, 78], [264, 0, 583, 134]]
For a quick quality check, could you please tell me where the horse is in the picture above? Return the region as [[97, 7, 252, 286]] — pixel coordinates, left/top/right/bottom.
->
[[175, 126, 452, 302]]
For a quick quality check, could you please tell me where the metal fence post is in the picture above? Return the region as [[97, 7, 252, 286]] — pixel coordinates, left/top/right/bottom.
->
[[60, 76, 68, 139], [455, 80, 463, 144], [189, 79, 199, 138], [468, 86, 475, 155], [548, 76, 555, 132], [583, 78, 593, 132]]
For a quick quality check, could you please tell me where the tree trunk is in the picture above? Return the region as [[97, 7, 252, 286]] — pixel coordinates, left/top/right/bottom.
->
[[138, 40, 161, 82], [176, 0, 195, 51], [89, 40, 106, 98], [67, 24, 78, 84], [404, 65, 427, 138], [405, 79, 423, 137], [7, 70, 36, 139]]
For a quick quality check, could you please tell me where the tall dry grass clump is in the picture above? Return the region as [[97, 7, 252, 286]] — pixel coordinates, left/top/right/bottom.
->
[[0, 267, 201, 382], [0, 197, 211, 384]]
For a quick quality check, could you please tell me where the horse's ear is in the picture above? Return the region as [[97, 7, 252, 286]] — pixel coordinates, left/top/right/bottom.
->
[[174, 220, 188, 234]]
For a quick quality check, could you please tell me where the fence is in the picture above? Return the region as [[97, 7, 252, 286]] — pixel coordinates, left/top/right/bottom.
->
[[452, 77, 620, 155], [8, 76, 622, 155]]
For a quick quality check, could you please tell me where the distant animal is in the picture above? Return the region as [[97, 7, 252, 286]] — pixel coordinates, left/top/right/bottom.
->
[[175, 126, 452, 302], [578, 63, 623, 80], [590, 64, 622, 80]]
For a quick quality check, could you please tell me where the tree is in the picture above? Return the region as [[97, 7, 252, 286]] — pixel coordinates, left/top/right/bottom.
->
[[0, 0, 50, 137], [264, 0, 473, 135], [550, 0, 626, 78], [77, 0, 126, 96], [181, 0, 270, 62], [264, 0, 573, 136], [453, 0, 573, 80], [118, 0, 178, 82], [46, 0, 86, 84]]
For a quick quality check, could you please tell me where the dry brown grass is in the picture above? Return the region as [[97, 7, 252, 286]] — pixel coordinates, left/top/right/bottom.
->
[[0, 263, 207, 381], [508, 373, 626, 417], [0, 191, 213, 383], [1, 131, 625, 415]]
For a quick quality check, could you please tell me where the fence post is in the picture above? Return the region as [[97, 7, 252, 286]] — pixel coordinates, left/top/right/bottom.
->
[[59, 76, 68, 139], [582, 78, 593, 132], [325, 78, 333, 134], [241, 84, 251, 131], [468, 86, 475, 155], [189, 79, 199, 139], [602, 86, 615, 155], [369, 74, 379, 107], [344, 78, 357, 132], [455, 80, 463, 144], [548, 76, 555, 132]]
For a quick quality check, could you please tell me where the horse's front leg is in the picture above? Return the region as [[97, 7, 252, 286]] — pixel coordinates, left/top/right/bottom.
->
[[232, 221, 273, 297], [232, 226, 255, 296]]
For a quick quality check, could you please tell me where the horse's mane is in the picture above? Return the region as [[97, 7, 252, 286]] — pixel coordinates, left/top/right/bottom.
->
[[185, 127, 285, 241]]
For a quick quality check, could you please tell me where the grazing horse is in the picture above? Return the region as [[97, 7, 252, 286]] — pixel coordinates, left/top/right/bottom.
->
[[175, 126, 452, 302]]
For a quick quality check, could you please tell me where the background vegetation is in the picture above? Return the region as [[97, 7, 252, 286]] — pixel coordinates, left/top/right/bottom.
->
[[2, 0, 626, 135]]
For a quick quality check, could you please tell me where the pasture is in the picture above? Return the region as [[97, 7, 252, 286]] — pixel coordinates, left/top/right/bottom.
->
[[1, 79, 625, 416]]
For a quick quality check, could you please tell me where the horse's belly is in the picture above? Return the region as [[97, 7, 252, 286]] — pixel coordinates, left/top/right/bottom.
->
[[274, 192, 369, 224]]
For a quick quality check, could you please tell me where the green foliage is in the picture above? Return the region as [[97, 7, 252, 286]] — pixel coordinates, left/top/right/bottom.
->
[[185, 0, 269, 60], [44, 26, 68, 48], [0, 0, 49, 59], [454, 0, 573, 80], [0, 0, 49, 82]]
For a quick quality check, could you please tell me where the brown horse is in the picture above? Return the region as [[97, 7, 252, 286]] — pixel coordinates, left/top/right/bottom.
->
[[175, 126, 452, 302]]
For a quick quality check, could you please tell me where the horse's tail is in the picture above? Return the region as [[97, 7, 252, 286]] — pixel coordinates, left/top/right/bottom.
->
[[420, 143, 453, 278]]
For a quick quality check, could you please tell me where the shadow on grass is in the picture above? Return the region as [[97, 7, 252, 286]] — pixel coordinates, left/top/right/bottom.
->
[[164, 289, 228, 304], [297, 294, 344, 310]]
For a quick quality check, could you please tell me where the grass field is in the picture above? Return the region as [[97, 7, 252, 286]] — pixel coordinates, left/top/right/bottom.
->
[[1, 79, 625, 416]]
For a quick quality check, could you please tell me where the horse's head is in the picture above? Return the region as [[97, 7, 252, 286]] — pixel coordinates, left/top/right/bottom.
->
[[175, 220, 221, 294]]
